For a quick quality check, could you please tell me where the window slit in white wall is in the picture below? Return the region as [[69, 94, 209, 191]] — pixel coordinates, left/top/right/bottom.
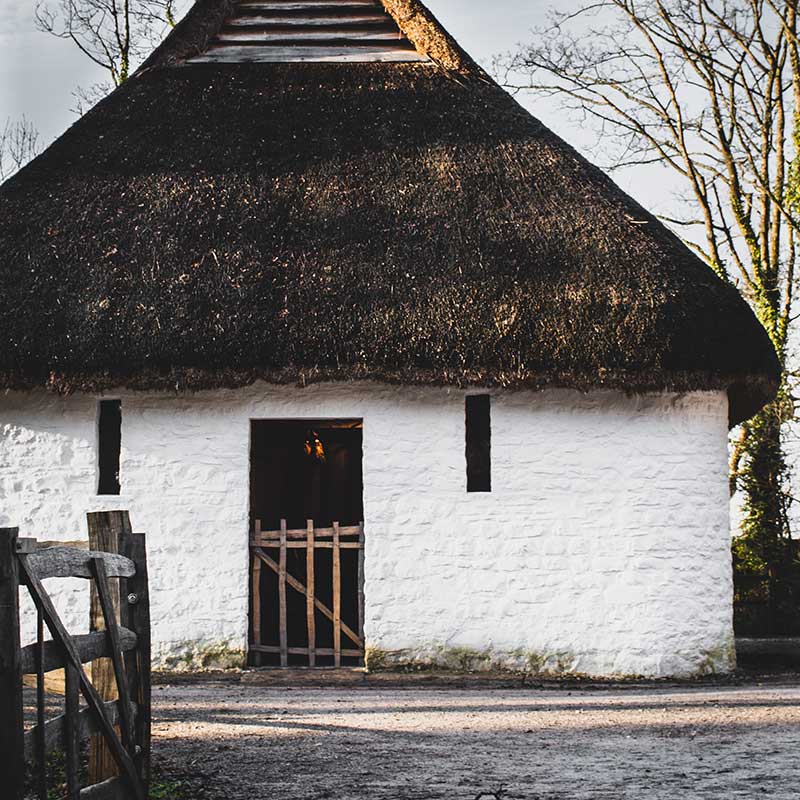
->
[[98, 399, 121, 495], [466, 395, 491, 492]]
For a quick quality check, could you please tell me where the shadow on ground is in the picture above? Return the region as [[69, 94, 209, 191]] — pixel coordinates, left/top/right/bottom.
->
[[150, 674, 800, 800]]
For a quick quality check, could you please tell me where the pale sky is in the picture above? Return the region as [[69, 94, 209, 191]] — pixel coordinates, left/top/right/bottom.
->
[[0, 0, 681, 216]]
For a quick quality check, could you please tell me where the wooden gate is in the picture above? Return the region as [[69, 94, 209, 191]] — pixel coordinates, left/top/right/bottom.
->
[[250, 519, 364, 667], [0, 524, 151, 800]]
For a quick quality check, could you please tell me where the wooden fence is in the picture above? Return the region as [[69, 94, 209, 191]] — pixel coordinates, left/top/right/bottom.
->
[[250, 520, 364, 667], [0, 514, 151, 800]]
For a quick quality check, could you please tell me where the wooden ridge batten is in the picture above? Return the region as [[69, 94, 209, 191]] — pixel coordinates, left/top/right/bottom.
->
[[186, 0, 428, 63]]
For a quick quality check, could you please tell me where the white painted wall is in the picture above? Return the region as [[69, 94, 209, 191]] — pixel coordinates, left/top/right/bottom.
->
[[0, 383, 733, 677]]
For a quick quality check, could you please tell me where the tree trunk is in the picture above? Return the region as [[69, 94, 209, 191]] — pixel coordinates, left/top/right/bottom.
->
[[735, 392, 793, 634]]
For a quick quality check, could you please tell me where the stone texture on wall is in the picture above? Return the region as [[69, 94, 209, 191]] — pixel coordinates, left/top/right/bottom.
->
[[0, 383, 732, 676]]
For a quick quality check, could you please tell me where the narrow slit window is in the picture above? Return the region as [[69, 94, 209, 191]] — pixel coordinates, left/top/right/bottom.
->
[[98, 399, 121, 495], [466, 394, 491, 492]]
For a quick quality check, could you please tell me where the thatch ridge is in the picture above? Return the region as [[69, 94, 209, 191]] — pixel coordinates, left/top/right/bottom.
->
[[0, 4, 780, 427], [135, 0, 483, 76], [379, 0, 484, 75]]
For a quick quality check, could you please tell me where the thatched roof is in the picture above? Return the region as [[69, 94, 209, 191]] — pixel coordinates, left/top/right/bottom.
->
[[0, 0, 779, 425]]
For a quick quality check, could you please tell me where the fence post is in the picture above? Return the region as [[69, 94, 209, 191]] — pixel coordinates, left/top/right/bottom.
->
[[87, 510, 132, 783], [121, 532, 152, 792], [0, 527, 24, 800]]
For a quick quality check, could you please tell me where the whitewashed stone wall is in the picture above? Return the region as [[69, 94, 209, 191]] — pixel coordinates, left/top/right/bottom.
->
[[0, 383, 733, 677]]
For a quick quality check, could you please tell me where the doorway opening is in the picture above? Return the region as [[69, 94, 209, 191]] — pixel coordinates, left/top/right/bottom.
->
[[249, 419, 364, 667]]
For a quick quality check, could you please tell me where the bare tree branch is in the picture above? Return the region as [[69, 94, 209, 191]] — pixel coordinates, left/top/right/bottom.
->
[[497, 0, 796, 353], [35, 0, 182, 94], [0, 117, 41, 181], [498, 2, 800, 582]]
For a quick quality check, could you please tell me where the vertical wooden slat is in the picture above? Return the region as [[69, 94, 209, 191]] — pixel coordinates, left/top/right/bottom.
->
[[36, 610, 47, 800], [64, 662, 81, 800], [87, 511, 130, 784], [333, 521, 341, 668], [120, 533, 151, 794], [279, 519, 288, 667], [306, 520, 315, 668], [357, 522, 365, 649], [0, 527, 25, 800], [251, 555, 263, 644], [252, 519, 262, 667], [251, 555, 262, 668]]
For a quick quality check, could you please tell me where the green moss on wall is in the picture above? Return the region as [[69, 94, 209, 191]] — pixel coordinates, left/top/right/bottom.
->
[[363, 645, 583, 675], [159, 641, 246, 671]]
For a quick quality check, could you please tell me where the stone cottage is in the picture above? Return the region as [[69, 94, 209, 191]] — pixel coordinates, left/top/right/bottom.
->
[[0, 0, 779, 676]]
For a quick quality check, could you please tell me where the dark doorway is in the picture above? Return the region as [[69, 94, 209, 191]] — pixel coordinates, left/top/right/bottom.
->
[[249, 420, 364, 667]]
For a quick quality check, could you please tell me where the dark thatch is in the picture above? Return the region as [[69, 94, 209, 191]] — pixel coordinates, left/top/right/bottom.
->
[[0, 0, 780, 425]]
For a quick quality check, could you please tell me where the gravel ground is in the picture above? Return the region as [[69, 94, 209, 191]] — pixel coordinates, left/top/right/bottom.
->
[[150, 675, 800, 800]]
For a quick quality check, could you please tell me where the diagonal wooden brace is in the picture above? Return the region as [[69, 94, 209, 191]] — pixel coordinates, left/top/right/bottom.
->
[[91, 557, 135, 754], [253, 547, 363, 649]]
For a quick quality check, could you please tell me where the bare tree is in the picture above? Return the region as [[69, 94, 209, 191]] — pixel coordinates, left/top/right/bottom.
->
[[35, 0, 181, 89], [0, 117, 41, 181], [498, 0, 800, 632]]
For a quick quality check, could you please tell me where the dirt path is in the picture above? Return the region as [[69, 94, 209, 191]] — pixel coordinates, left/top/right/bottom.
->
[[151, 677, 800, 799]]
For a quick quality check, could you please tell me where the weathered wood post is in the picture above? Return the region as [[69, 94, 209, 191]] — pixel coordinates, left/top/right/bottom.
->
[[121, 532, 152, 792], [87, 510, 132, 783], [0, 527, 25, 800]]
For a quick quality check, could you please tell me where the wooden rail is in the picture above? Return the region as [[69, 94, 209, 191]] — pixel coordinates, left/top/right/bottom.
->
[[0, 512, 151, 800], [23, 697, 135, 760], [25, 547, 135, 581], [20, 627, 138, 673], [251, 519, 364, 667]]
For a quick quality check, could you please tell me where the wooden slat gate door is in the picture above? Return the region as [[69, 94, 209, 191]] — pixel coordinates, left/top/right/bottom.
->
[[0, 523, 151, 800], [250, 519, 364, 667]]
